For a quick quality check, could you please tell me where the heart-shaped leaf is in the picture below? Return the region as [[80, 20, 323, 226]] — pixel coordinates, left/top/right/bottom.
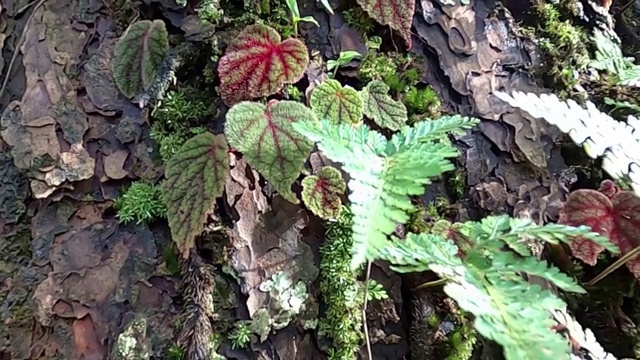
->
[[217, 24, 309, 106], [310, 79, 363, 124], [301, 166, 346, 220], [361, 80, 408, 131], [161, 132, 230, 257], [224, 100, 317, 203], [112, 20, 169, 98], [356, 0, 415, 48], [560, 180, 640, 279]]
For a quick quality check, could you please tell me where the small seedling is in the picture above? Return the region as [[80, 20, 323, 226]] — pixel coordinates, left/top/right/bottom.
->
[[228, 321, 252, 349], [327, 50, 362, 78], [285, 0, 319, 37], [317, 0, 334, 14]]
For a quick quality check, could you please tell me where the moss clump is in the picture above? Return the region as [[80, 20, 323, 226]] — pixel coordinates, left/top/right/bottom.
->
[[358, 51, 442, 120], [318, 207, 364, 359], [152, 87, 214, 132], [526, 1, 590, 93], [405, 85, 442, 120], [343, 7, 376, 35], [115, 181, 167, 224]]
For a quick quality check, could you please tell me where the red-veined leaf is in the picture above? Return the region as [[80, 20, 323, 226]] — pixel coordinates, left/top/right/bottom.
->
[[310, 79, 363, 124], [224, 100, 317, 203], [217, 24, 309, 106], [356, 0, 415, 48], [361, 80, 408, 130], [301, 166, 346, 219], [161, 132, 230, 257], [112, 20, 169, 98], [560, 180, 640, 280]]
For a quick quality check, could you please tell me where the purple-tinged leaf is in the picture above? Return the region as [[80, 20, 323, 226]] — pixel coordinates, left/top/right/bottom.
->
[[310, 79, 363, 124], [356, 0, 415, 48]]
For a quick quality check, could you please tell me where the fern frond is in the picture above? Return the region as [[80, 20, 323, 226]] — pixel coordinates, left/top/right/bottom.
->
[[377, 215, 618, 360], [387, 114, 479, 154], [378, 232, 572, 360], [494, 90, 640, 197], [293, 118, 475, 269]]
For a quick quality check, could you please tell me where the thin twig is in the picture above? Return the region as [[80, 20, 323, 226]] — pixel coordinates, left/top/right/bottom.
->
[[362, 261, 373, 360], [0, 0, 48, 101]]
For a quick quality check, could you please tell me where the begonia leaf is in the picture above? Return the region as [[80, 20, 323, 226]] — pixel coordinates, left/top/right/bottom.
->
[[310, 79, 363, 124], [161, 132, 230, 257], [112, 20, 169, 98], [217, 24, 309, 106], [361, 80, 408, 131], [560, 180, 640, 280], [356, 0, 415, 48], [301, 166, 346, 220], [224, 100, 317, 203]]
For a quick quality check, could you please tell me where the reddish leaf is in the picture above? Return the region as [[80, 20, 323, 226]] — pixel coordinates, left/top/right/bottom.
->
[[560, 181, 640, 280], [301, 166, 346, 220], [217, 24, 309, 106], [559, 189, 614, 265], [356, 0, 415, 48]]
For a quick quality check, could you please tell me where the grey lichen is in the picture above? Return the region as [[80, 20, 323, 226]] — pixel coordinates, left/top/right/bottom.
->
[[111, 316, 152, 360]]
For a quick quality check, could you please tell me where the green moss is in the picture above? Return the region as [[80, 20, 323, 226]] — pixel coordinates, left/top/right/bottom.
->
[[444, 313, 477, 360], [342, 7, 376, 35], [526, 1, 590, 94], [152, 87, 213, 133], [406, 206, 430, 233], [425, 197, 449, 221], [318, 207, 364, 359], [404, 85, 442, 120], [282, 84, 303, 101], [115, 181, 167, 224], [225, 0, 293, 38], [196, 0, 224, 24]]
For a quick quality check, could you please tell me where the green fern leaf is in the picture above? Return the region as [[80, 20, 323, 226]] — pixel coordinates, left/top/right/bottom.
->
[[161, 132, 230, 257], [310, 79, 363, 124], [224, 100, 317, 203], [361, 80, 408, 131], [293, 117, 473, 269]]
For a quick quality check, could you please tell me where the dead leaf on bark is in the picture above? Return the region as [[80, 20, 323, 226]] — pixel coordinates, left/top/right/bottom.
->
[[225, 158, 318, 318], [102, 150, 129, 180], [29, 200, 178, 358]]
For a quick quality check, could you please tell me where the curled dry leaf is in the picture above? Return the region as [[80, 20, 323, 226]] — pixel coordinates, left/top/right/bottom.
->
[[161, 132, 230, 257], [560, 180, 640, 279], [217, 24, 309, 105], [301, 166, 346, 220], [224, 100, 317, 204]]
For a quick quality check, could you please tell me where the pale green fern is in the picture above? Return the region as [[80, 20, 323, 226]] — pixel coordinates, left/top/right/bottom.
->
[[494, 90, 640, 197], [377, 215, 616, 360], [292, 115, 479, 269]]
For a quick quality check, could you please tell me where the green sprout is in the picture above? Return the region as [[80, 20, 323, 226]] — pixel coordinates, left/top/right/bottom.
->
[[317, 0, 334, 14], [285, 0, 319, 37], [327, 50, 363, 78], [228, 321, 252, 349], [115, 181, 167, 224]]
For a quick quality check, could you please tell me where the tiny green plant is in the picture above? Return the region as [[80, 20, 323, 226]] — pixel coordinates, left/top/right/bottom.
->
[[228, 321, 252, 349], [327, 50, 363, 78], [285, 0, 319, 37], [115, 181, 167, 224]]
